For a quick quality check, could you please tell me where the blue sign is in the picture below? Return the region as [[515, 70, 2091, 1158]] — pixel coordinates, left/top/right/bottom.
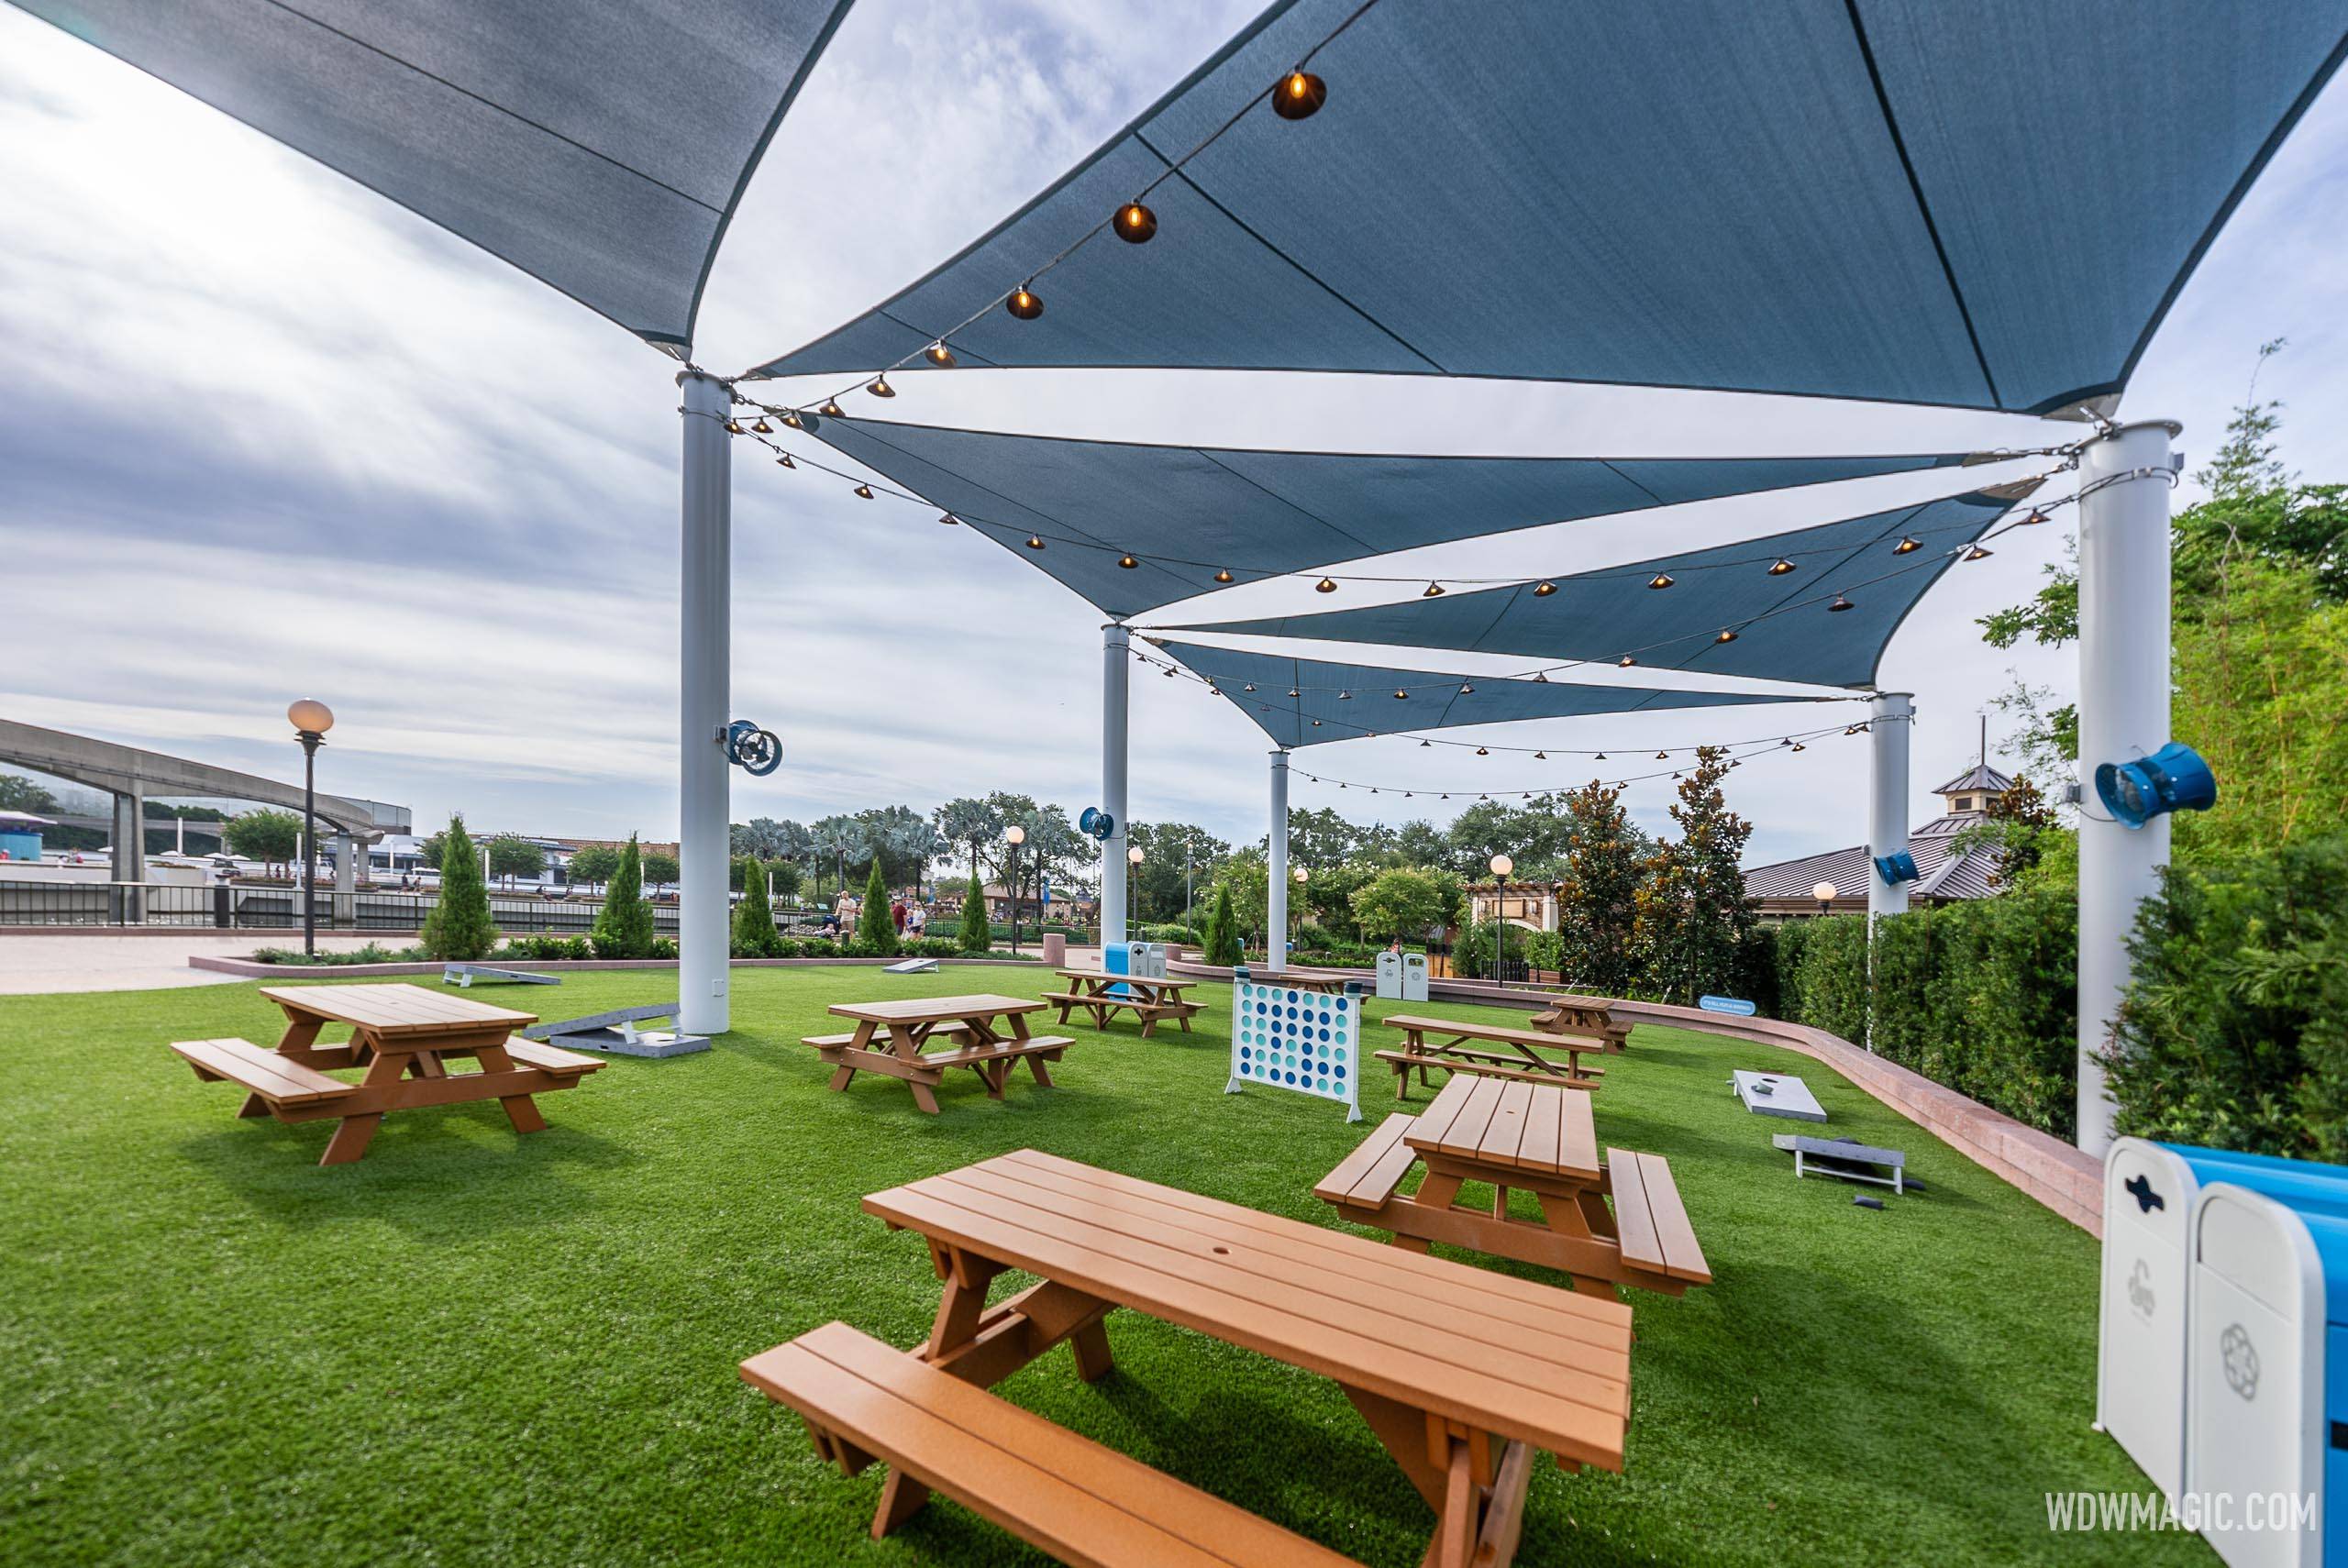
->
[[1040, 875, 1050, 907], [1700, 994, 1757, 1016]]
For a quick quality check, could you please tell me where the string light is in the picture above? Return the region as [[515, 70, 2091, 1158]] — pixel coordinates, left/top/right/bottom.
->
[[1423, 581, 1445, 598], [1533, 581, 1556, 596], [723, 419, 745, 435], [1618, 656, 1637, 668], [1891, 536, 1921, 555], [1214, 568, 1235, 583], [1714, 628, 1737, 644], [1827, 594, 1854, 613], [1315, 577, 1337, 592], [1459, 683, 1474, 694], [775, 453, 795, 469], [939, 512, 959, 525], [1656, 749, 1669, 759], [1274, 69, 1326, 119], [1338, 690, 1352, 700], [1282, 723, 1863, 797], [751, 417, 773, 435], [1118, 554, 1138, 569], [1767, 558, 1796, 575], [782, 410, 803, 429], [868, 375, 894, 398], [1114, 202, 1157, 243], [1534, 750, 1547, 760], [1393, 689, 1408, 699], [1965, 545, 1993, 561], [1025, 535, 1046, 549], [1647, 572, 1675, 590], [854, 484, 874, 500], [1476, 746, 1489, 756], [819, 399, 845, 418], [925, 342, 957, 367], [1006, 286, 1044, 320], [2021, 508, 2048, 525]]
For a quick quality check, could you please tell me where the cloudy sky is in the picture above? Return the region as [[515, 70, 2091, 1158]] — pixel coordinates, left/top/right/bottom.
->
[[5, 1, 2345, 867]]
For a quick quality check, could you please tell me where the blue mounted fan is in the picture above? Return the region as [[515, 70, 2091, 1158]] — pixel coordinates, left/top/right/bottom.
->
[[724, 720, 781, 777], [2096, 742, 2218, 830], [1079, 806, 1115, 842], [1873, 849, 1920, 885]]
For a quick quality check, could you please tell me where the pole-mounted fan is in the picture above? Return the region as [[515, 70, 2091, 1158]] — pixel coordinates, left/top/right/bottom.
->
[[1079, 807, 1115, 842]]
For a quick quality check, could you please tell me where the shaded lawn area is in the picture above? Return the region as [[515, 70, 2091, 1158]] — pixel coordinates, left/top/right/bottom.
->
[[0, 966, 2192, 1566]]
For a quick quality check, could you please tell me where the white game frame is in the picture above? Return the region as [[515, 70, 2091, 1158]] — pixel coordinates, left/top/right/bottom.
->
[[1224, 978, 1362, 1121]]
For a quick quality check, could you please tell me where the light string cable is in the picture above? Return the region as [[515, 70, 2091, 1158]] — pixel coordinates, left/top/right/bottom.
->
[[1284, 720, 1880, 800], [726, 0, 1390, 398]]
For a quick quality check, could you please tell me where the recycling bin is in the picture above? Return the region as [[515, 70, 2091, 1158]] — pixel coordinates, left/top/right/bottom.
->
[[1401, 952, 1428, 1001], [2187, 1183, 2347, 1567], [1125, 941, 1168, 979], [1376, 951, 1403, 999], [2100, 1141, 2348, 1499]]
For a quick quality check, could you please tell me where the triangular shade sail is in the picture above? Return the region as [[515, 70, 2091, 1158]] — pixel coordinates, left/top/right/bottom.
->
[[1150, 639, 1814, 749], [13, 0, 855, 353], [1174, 490, 2017, 689], [803, 414, 1966, 617], [748, 0, 2348, 414]]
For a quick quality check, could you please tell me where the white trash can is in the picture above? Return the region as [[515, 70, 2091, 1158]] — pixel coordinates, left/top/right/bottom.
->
[[1401, 952, 1428, 1002], [1375, 951, 1402, 999], [2187, 1183, 2346, 1567], [1125, 941, 1168, 979]]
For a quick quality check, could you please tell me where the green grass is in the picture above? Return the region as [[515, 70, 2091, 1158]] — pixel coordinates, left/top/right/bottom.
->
[[0, 968, 2198, 1566]]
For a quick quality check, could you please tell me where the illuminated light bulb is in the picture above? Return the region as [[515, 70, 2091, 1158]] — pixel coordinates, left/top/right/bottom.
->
[[1393, 690, 1408, 700], [1114, 201, 1157, 243], [1476, 747, 1489, 756], [1117, 555, 1137, 569], [1767, 558, 1796, 576], [1827, 594, 1855, 613], [782, 410, 803, 429], [868, 375, 894, 398], [775, 454, 795, 469], [1618, 655, 1637, 668], [1965, 545, 1994, 561], [1791, 742, 1807, 752], [1422, 581, 1445, 598], [1213, 568, 1235, 583], [1314, 577, 1337, 593], [853, 484, 875, 500], [1311, 719, 1323, 727], [2021, 508, 2048, 525], [925, 341, 957, 367], [1647, 572, 1675, 590], [1656, 750, 1669, 760], [1273, 69, 1326, 120], [751, 418, 773, 435], [1288, 688, 1300, 698], [938, 512, 958, 525], [1715, 628, 1737, 644], [723, 419, 745, 435], [1892, 536, 1921, 555], [1006, 285, 1044, 320], [819, 399, 845, 419], [1025, 535, 1046, 549], [1532, 580, 1556, 596]]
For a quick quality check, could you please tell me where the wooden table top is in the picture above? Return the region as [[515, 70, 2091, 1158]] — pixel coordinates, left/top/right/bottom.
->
[[827, 994, 1047, 1024], [1406, 1074, 1601, 1184], [259, 983, 535, 1034], [1054, 969, 1194, 988], [865, 1149, 1633, 1470], [1384, 1013, 1604, 1050]]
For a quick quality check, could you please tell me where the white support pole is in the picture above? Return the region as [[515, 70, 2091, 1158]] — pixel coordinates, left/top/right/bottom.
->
[[2076, 420, 2178, 1157], [1267, 750, 1290, 971], [1866, 691, 1914, 920], [1101, 624, 1130, 953], [678, 371, 732, 1035]]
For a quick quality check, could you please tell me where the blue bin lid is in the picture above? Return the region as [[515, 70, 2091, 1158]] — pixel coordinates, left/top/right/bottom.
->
[[2163, 1143, 2348, 1214]]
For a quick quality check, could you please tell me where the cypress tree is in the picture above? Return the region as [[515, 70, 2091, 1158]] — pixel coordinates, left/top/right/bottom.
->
[[958, 873, 991, 955], [732, 862, 782, 957], [592, 834, 657, 959], [856, 858, 898, 955], [420, 812, 499, 960], [1204, 881, 1243, 966]]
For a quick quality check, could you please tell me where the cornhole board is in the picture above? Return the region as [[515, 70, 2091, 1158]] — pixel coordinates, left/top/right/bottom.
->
[[522, 1003, 709, 1058], [442, 963, 562, 988], [883, 957, 939, 974], [1774, 1133, 1905, 1193], [1731, 1069, 1826, 1122]]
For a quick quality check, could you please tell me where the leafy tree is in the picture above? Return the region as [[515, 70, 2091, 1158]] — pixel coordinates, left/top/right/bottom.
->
[[1283, 806, 1358, 870], [732, 862, 783, 957], [420, 812, 499, 959], [811, 815, 865, 900], [1351, 867, 1443, 941], [1208, 850, 1269, 951], [0, 774, 60, 813], [1202, 880, 1243, 966], [1126, 821, 1229, 924], [957, 873, 991, 954], [1553, 780, 1644, 994], [1392, 819, 1448, 868], [1302, 859, 1373, 938], [936, 796, 1004, 883], [1633, 748, 1756, 1004], [765, 857, 803, 903], [855, 859, 898, 955], [591, 834, 656, 958], [486, 834, 543, 886], [225, 809, 302, 876], [641, 851, 681, 892], [566, 844, 620, 891]]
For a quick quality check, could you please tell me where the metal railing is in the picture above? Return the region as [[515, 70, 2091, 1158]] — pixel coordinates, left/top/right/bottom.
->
[[0, 878, 684, 934]]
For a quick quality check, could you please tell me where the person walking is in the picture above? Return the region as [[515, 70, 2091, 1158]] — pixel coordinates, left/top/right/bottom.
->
[[891, 897, 907, 934]]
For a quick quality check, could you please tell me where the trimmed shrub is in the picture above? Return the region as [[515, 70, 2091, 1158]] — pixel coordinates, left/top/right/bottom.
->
[[591, 836, 657, 959], [1203, 882, 1243, 966], [503, 933, 593, 962], [1142, 922, 1202, 945], [419, 813, 499, 960], [957, 875, 990, 955], [732, 868, 784, 958]]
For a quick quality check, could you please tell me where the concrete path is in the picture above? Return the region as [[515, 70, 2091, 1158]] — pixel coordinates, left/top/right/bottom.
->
[[0, 933, 389, 995]]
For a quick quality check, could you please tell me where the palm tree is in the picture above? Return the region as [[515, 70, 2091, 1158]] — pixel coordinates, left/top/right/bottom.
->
[[810, 815, 865, 902], [934, 797, 1003, 884]]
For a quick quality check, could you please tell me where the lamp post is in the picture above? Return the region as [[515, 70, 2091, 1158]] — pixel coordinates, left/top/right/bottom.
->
[[1126, 843, 1145, 931], [1003, 823, 1025, 955], [1813, 879, 1838, 919], [1291, 864, 1309, 962], [286, 699, 335, 957], [1490, 854, 1513, 982]]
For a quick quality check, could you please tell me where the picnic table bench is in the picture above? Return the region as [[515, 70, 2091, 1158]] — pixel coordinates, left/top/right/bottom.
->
[[803, 994, 1071, 1114], [1529, 997, 1630, 1052], [1317, 1074, 1711, 1298], [1043, 969, 1202, 1037], [172, 983, 600, 1165], [741, 1150, 1633, 1567], [1379, 1012, 1608, 1099], [1235, 966, 1356, 996]]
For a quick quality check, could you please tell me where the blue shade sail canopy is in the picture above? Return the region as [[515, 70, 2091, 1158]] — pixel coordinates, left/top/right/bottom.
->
[[1175, 490, 2021, 690], [1150, 639, 1819, 750], [747, 0, 2348, 414], [11, 0, 856, 354], [802, 414, 1967, 618]]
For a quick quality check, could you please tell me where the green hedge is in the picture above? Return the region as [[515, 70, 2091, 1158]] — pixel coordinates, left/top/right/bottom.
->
[[1765, 892, 2078, 1139]]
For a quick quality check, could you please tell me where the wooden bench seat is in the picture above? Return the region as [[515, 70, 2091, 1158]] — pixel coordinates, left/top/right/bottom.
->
[[1605, 1147, 1711, 1284], [172, 1038, 353, 1106], [1384, 1015, 1609, 1053], [1378, 1048, 1602, 1092], [1312, 1113, 1420, 1210], [743, 1321, 1362, 1566], [499, 1039, 606, 1077], [921, 1035, 1073, 1070]]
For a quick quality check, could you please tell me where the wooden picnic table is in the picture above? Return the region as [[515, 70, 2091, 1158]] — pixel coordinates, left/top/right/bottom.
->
[[1318, 1074, 1711, 1298], [1379, 1011, 1608, 1099], [803, 994, 1071, 1114], [1239, 966, 1356, 995], [172, 982, 601, 1165], [1044, 969, 1202, 1037], [743, 1149, 1633, 1567], [1530, 997, 1631, 1052]]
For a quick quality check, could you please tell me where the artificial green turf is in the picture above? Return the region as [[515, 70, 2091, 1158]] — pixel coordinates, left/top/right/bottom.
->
[[0, 967, 2200, 1566]]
